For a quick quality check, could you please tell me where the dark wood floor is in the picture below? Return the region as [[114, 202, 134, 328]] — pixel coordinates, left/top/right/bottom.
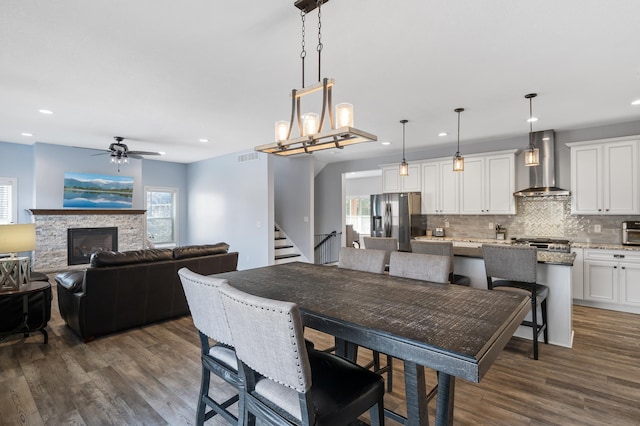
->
[[2, 276, 640, 425]]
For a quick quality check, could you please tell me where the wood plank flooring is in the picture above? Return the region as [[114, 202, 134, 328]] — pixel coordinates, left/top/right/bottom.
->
[[1, 276, 640, 425]]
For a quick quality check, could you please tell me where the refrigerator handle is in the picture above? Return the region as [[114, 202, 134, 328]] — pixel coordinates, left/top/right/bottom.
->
[[384, 202, 391, 237]]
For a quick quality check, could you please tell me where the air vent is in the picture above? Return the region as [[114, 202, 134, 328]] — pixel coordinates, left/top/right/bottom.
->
[[237, 152, 259, 163]]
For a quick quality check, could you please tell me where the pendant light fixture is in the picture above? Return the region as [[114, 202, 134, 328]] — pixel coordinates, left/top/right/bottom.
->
[[255, 0, 377, 156], [453, 108, 464, 172], [399, 119, 409, 176], [524, 93, 540, 167]]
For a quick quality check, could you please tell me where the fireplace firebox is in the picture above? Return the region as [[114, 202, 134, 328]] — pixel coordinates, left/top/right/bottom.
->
[[67, 227, 118, 265]]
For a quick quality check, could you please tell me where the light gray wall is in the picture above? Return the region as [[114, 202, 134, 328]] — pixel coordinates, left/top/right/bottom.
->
[[274, 155, 313, 261], [0, 141, 35, 224], [346, 175, 382, 196], [33, 142, 144, 208], [141, 160, 189, 246], [315, 119, 640, 237], [187, 151, 273, 270]]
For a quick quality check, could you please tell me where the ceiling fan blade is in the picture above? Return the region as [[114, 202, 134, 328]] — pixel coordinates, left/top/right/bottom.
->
[[127, 154, 144, 159], [127, 151, 162, 156], [91, 150, 112, 156]]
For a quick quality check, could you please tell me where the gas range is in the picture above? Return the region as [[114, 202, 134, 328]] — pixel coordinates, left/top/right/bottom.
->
[[513, 237, 572, 253]]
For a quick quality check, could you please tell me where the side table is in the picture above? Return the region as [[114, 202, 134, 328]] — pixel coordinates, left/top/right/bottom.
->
[[0, 280, 51, 344]]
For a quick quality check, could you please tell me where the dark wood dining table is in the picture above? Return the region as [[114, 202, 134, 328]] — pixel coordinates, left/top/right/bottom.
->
[[216, 262, 530, 426]]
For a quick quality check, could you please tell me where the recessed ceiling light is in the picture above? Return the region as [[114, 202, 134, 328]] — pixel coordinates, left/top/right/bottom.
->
[[381, 141, 391, 145], [21, 132, 33, 137], [39, 109, 53, 115], [438, 132, 447, 137], [527, 117, 538, 123], [632, 99, 640, 106], [199, 138, 209, 143]]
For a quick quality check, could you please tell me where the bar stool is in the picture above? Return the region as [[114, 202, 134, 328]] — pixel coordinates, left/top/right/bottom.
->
[[362, 237, 398, 270], [482, 244, 549, 360]]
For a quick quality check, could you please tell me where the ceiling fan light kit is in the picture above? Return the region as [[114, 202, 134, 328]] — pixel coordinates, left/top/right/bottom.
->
[[254, 0, 377, 157], [98, 136, 162, 172]]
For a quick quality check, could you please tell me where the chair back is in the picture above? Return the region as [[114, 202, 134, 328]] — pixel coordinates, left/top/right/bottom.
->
[[388, 251, 451, 284], [218, 283, 312, 393], [338, 247, 386, 274], [410, 240, 454, 274], [362, 237, 398, 266], [482, 244, 537, 284], [178, 268, 233, 346]]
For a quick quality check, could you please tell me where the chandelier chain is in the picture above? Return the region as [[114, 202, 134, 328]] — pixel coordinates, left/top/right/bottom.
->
[[317, 0, 323, 82], [300, 10, 307, 87]]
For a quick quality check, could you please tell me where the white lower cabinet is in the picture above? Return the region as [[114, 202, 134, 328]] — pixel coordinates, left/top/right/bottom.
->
[[581, 249, 640, 309]]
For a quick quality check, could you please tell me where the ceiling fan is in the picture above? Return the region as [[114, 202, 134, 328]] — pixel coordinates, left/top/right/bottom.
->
[[96, 136, 163, 171]]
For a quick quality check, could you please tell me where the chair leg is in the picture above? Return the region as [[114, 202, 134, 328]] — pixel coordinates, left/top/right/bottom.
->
[[197, 365, 210, 425], [531, 297, 539, 360], [386, 355, 393, 392], [369, 400, 384, 426], [542, 298, 549, 344]]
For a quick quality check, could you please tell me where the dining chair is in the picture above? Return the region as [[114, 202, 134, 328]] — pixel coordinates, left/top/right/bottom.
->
[[218, 282, 385, 426], [338, 246, 387, 274], [482, 244, 549, 360], [388, 251, 452, 284], [178, 268, 241, 425], [362, 237, 398, 269], [338, 246, 392, 391], [410, 240, 471, 286]]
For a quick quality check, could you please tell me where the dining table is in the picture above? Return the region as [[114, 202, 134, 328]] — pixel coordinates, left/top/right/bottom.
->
[[216, 261, 530, 426]]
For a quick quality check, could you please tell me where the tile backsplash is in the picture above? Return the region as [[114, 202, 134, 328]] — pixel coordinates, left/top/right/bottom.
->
[[427, 195, 638, 244]]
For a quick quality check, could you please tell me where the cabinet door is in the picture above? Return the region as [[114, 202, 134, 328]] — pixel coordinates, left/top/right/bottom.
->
[[382, 167, 400, 193], [439, 161, 459, 214], [460, 157, 485, 214], [402, 164, 422, 192], [484, 154, 515, 214], [421, 162, 438, 214], [604, 141, 638, 214], [584, 260, 618, 302], [571, 145, 602, 214], [619, 262, 640, 307]]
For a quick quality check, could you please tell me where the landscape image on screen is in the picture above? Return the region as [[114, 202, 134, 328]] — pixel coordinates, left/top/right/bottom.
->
[[63, 172, 134, 208]]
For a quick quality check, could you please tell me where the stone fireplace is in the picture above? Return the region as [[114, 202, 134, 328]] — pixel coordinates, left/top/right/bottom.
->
[[28, 209, 145, 272]]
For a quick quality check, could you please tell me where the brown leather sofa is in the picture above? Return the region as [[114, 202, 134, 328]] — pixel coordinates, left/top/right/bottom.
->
[[55, 243, 238, 342]]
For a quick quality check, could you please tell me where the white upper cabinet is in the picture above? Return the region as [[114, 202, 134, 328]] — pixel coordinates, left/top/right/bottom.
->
[[421, 160, 459, 214], [460, 152, 516, 215], [568, 137, 639, 215], [382, 164, 421, 193]]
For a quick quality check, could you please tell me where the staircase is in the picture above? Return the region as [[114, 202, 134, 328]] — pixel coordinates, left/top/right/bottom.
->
[[274, 225, 305, 264]]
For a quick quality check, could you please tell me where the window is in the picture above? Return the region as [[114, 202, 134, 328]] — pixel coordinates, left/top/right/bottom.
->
[[145, 187, 178, 247], [345, 195, 370, 235], [0, 177, 17, 224]]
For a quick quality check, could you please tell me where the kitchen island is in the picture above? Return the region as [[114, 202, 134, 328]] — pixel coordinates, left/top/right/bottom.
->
[[415, 237, 576, 348]]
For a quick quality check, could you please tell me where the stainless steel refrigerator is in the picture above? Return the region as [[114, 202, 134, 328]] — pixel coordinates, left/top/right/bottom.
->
[[370, 192, 423, 251]]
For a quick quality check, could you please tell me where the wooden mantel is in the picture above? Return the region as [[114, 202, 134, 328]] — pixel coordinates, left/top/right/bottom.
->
[[28, 209, 146, 215]]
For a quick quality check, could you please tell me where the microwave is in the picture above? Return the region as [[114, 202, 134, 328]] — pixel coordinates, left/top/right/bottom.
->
[[622, 221, 640, 245]]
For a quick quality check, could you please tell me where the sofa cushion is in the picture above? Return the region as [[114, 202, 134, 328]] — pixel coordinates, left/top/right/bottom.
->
[[90, 248, 174, 267], [173, 243, 229, 260], [56, 270, 86, 293]]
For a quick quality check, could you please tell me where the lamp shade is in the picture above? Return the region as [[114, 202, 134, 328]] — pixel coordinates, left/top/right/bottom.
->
[[0, 224, 36, 255]]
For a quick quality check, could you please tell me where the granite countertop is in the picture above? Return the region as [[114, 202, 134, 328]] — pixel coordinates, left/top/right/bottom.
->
[[570, 242, 640, 251], [413, 236, 576, 266]]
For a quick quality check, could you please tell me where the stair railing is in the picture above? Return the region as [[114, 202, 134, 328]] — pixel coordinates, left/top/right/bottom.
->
[[314, 231, 342, 264]]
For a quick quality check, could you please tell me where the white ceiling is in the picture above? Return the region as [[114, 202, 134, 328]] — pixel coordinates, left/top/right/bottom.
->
[[2, 1, 640, 165]]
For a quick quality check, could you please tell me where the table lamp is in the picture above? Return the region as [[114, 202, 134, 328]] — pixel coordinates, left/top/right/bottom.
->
[[0, 223, 36, 289]]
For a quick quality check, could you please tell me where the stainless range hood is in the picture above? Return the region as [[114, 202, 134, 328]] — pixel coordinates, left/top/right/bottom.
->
[[514, 130, 571, 197]]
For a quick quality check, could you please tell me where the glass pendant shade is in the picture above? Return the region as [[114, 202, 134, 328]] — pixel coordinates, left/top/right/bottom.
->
[[453, 154, 464, 172], [524, 145, 540, 166], [336, 103, 354, 127], [399, 160, 409, 176], [302, 113, 319, 136], [275, 121, 289, 142]]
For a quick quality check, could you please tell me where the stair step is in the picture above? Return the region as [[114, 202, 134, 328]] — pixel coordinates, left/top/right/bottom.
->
[[275, 236, 286, 240], [275, 245, 294, 250], [275, 253, 301, 260]]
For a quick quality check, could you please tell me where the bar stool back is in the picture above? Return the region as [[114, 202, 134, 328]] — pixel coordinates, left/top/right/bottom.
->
[[410, 240, 470, 286]]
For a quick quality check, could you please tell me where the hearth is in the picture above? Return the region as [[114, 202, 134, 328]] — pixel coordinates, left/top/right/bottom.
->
[[67, 227, 118, 265]]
